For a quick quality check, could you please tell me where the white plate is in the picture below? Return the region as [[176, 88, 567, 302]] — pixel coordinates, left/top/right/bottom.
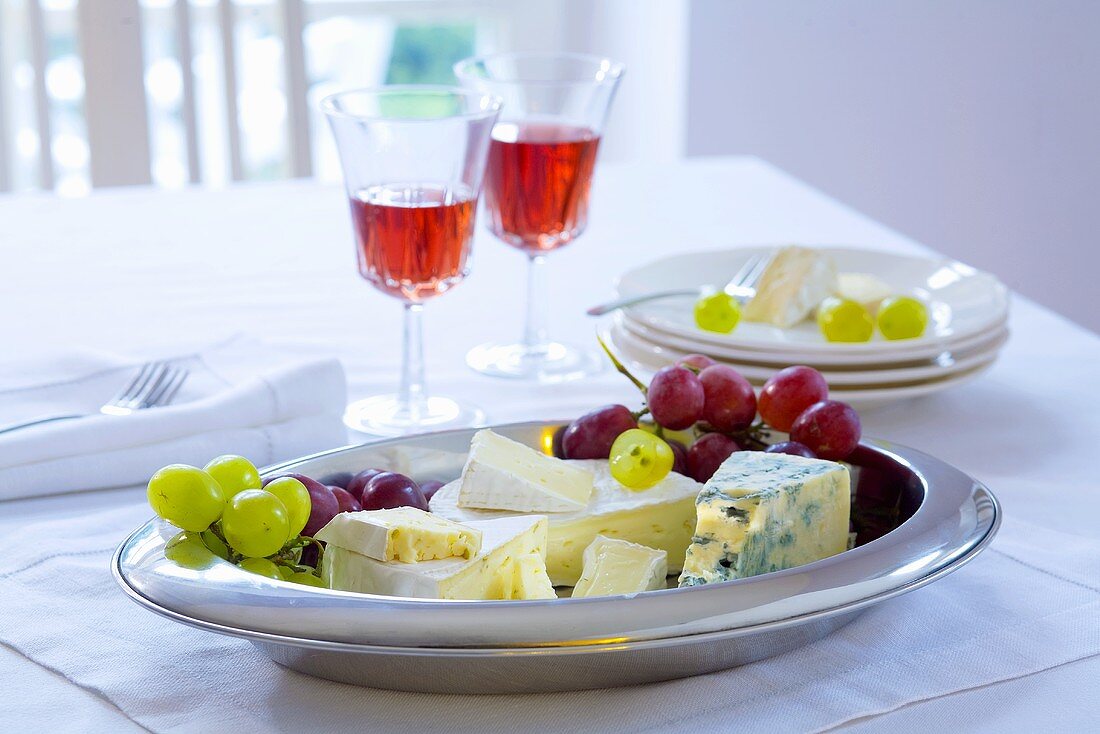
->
[[599, 323, 997, 411], [616, 316, 1009, 384], [616, 246, 1010, 356]]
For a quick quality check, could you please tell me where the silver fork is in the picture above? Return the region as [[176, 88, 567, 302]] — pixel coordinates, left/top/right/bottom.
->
[[0, 361, 190, 435], [586, 252, 770, 317]]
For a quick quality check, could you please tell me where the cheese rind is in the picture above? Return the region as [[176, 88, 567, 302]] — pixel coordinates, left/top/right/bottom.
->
[[314, 507, 481, 563], [321, 516, 551, 600], [432, 461, 702, 585], [678, 452, 850, 587], [571, 536, 668, 598], [457, 429, 594, 513], [743, 246, 838, 328]]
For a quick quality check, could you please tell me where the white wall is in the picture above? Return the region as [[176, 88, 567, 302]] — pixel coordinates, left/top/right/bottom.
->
[[686, 1, 1100, 333]]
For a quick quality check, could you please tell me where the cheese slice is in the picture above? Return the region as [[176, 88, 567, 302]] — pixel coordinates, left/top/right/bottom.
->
[[457, 429, 595, 513], [678, 451, 850, 587], [432, 460, 702, 586], [321, 515, 552, 600], [497, 552, 558, 600], [743, 246, 838, 328], [837, 272, 892, 313], [314, 507, 481, 563], [571, 536, 668, 598]]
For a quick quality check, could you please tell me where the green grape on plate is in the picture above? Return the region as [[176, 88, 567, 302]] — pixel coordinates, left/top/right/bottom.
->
[[263, 476, 312, 537], [203, 454, 262, 499], [609, 428, 675, 490], [164, 531, 217, 570], [877, 296, 929, 340], [288, 571, 326, 588], [221, 489, 290, 558], [147, 465, 225, 532], [817, 297, 874, 343], [694, 292, 741, 334], [238, 557, 283, 580]]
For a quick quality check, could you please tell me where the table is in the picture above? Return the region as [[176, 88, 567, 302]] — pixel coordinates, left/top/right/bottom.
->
[[2, 157, 1098, 731]]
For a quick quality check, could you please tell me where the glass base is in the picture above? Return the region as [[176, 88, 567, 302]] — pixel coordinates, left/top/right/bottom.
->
[[466, 341, 603, 383], [343, 394, 486, 437]]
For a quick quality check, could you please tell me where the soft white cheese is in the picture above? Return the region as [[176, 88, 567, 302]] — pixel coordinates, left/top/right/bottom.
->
[[432, 460, 702, 585], [321, 515, 553, 600], [837, 272, 892, 313], [314, 507, 482, 563], [571, 536, 668, 598], [743, 246, 838, 328], [457, 429, 595, 513]]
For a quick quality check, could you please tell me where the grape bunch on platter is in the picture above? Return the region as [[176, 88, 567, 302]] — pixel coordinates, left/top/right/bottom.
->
[[554, 341, 862, 490]]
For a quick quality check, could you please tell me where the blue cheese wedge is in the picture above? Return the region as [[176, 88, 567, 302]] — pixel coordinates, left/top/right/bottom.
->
[[571, 536, 668, 598], [743, 246, 838, 328], [678, 452, 850, 587], [321, 515, 554, 600], [457, 429, 595, 513], [314, 507, 481, 563], [432, 461, 702, 585]]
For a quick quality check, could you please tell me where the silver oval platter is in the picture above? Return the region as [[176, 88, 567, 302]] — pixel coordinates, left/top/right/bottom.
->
[[114, 421, 1000, 694]]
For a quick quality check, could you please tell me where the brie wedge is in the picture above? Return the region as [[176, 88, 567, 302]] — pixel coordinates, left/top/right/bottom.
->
[[457, 429, 595, 513], [432, 461, 702, 585], [678, 451, 850, 587], [837, 272, 892, 313], [321, 515, 554, 600], [571, 536, 668, 598], [314, 507, 481, 563], [743, 246, 838, 328]]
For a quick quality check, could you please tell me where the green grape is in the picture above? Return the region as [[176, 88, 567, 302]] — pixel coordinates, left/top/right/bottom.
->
[[200, 529, 231, 561], [221, 489, 290, 558], [164, 531, 217, 570], [877, 296, 928, 340], [609, 428, 675, 490], [277, 565, 295, 580], [203, 454, 261, 499], [817, 297, 874, 342], [288, 571, 326, 588], [238, 557, 282, 579], [694, 292, 741, 334], [147, 465, 225, 532], [263, 476, 311, 537]]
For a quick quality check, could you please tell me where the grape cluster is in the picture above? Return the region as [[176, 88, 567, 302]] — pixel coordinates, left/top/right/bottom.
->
[[560, 344, 862, 488]]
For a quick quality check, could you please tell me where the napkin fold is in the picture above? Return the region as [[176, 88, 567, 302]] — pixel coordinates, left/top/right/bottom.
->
[[0, 337, 348, 500], [0, 513, 1095, 733]]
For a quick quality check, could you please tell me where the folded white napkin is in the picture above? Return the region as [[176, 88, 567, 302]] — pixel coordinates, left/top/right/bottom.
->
[[0, 511, 1095, 733], [0, 337, 348, 500]]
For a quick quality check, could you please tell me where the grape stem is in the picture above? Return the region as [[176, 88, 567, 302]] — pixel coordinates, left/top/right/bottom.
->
[[696, 419, 772, 449], [597, 335, 648, 395]]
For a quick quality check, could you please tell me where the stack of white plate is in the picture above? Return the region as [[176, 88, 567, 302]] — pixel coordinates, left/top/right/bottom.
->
[[600, 247, 1010, 411]]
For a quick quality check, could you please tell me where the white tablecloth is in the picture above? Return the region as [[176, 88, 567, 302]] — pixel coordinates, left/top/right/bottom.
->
[[2, 157, 1098, 731]]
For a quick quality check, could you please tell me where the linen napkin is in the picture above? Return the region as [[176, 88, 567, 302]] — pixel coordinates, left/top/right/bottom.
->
[[0, 337, 347, 499], [0, 510, 1095, 734]]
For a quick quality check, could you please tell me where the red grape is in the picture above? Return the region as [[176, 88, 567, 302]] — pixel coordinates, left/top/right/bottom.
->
[[551, 425, 567, 459], [331, 486, 362, 513], [790, 400, 861, 460], [419, 480, 445, 503], [562, 405, 637, 460], [758, 366, 829, 432], [675, 353, 717, 372], [361, 472, 428, 512], [765, 441, 817, 458], [346, 468, 383, 502], [300, 544, 319, 568], [647, 366, 705, 430], [667, 439, 689, 476], [698, 365, 757, 432], [687, 433, 740, 483], [266, 472, 339, 537], [319, 471, 353, 489]]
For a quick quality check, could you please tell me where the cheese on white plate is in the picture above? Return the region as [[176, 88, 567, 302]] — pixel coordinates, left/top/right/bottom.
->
[[457, 429, 594, 513], [571, 536, 668, 598], [678, 451, 850, 587], [837, 272, 892, 313], [743, 246, 838, 328], [313, 507, 481, 563], [432, 461, 702, 586], [321, 515, 555, 600]]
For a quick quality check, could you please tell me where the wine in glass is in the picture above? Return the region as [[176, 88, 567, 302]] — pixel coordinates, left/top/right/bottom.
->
[[454, 53, 624, 382], [322, 86, 501, 435]]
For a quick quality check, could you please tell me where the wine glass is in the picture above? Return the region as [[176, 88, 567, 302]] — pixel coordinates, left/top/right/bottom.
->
[[454, 53, 625, 382], [322, 86, 501, 436]]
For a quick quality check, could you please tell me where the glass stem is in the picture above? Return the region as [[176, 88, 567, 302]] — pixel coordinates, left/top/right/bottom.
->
[[399, 302, 426, 419], [523, 254, 549, 355]]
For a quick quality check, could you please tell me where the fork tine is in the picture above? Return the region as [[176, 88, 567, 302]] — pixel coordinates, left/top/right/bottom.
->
[[145, 368, 188, 408], [729, 254, 762, 289], [131, 365, 174, 409], [743, 253, 770, 287], [108, 361, 159, 406]]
